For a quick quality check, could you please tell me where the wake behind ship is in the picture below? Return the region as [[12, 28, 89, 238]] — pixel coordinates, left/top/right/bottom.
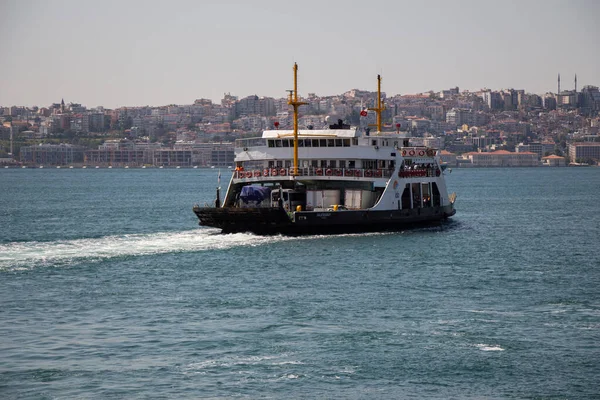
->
[[193, 64, 456, 235]]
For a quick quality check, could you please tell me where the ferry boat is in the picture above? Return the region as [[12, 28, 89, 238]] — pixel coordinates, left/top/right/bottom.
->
[[193, 64, 456, 235]]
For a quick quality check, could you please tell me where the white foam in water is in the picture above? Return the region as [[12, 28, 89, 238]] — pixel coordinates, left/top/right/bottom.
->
[[475, 343, 505, 351], [0, 230, 391, 271], [0, 229, 294, 271]]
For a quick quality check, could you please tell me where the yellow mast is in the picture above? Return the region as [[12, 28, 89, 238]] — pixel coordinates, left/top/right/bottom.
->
[[288, 63, 307, 176], [368, 74, 385, 133]]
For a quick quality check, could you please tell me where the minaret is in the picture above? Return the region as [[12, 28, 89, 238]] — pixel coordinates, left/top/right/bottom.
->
[[574, 74, 577, 92], [557, 73, 560, 94]]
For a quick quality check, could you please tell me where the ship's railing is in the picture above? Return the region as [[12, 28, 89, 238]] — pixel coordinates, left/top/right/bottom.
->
[[399, 166, 441, 178], [233, 167, 394, 180]]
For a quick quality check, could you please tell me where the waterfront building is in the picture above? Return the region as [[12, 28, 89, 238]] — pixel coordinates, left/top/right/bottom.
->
[[541, 155, 566, 166], [463, 150, 538, 167], [85, 141, 161, 166], [153, 149, 193, 167], [85, 148, 147, 166], [516, 142, 555, 159], [20, 144, 85, 165], [439, 150, 457, 166], [568, 142, 600, 162], [173, 142, 234, 167]]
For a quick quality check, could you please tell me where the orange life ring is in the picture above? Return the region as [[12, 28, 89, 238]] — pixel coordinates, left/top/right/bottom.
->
[[316, 168, 323, 176], [335, 169, 342, 176], [271, 168, 278, 176], [354, 170, 361, 177], [365, 170, 373, 177], [401, 150, 407, 156], [345, 169, 353, 176], [254, 170, 261, 177], [374, 170, 382, 178], [280, 168, 286, 176], [409, 150, 415, 156], [325, 169, 333, 176], [263, 169, 269, 177], [245, 171, 252, 178], [427, 149, 434, 157], [418, 150, 425, 156]]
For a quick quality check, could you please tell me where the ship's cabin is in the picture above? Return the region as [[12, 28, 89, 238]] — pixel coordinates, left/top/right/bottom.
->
[[224, 125, 444, 212]]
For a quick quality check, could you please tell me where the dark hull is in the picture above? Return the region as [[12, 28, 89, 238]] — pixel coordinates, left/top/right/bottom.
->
[[193, 205, 456, 235]]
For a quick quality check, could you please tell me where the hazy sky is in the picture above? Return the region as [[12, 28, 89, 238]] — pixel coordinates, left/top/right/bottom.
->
[[1, 0, 599, 108]]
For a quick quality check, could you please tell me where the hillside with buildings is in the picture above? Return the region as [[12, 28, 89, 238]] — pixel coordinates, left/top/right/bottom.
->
[[2, 76, 600, 168]]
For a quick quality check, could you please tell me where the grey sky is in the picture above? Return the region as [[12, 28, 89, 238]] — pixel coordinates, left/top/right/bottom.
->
[[1, 0, 598, 108]]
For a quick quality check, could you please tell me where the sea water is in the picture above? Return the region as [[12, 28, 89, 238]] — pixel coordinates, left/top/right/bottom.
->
[[1, 168, 599, 398]]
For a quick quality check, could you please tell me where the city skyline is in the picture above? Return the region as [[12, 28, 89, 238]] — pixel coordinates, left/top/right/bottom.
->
[[2, 0, 599, 108]]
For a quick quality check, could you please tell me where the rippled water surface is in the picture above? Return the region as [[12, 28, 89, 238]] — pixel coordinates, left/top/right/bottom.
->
[[1, 168, 599, 399]]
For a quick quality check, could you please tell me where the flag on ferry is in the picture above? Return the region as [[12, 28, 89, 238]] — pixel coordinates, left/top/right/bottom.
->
[[360, 109, 368, 117], [218, 169, 221, 186]]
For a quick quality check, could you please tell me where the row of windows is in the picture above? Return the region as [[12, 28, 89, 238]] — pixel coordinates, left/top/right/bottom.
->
[[267, 138, 356, 148], [261, 159, 395, 169]]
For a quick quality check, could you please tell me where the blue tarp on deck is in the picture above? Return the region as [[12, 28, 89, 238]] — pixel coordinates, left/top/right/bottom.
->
[[240, 185, 272, 205]]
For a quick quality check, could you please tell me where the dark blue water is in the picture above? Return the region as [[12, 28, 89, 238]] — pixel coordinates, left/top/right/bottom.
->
[[1, 168, 599, 399]]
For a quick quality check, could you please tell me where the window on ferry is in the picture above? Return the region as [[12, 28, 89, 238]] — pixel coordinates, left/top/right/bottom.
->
[[411, 183, 421, 208], [276, 161, 283, 167], [378, 160, 386, 169], [372, 140, 377, 146], [422, 183, 431, 207], [275, 140, 282, 147], [339, 160, 346, 169], [311, 160, 318, 168], [268, 140, 274, 148], [432, 183, 441, 207], [343, 139, 350, 147], [352, 138, 358, 146], [335, 139, 342, 147], [285, 160, 292, 168], [401, 185, 411, 209], [304, 139, 312, 147], [319, 139, 327, 147], [298, 140, 304, 147], [282, 140, 290, 147], [327, 139, 335, 147], [268, 161, 275, 167], [320, 160, 327, 168], [328, 160, 336, 168], [312, 139, 319, 147]]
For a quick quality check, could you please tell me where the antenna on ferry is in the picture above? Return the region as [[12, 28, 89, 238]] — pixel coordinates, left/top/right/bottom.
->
[[288, 63, 307, 176], [368, 74, 385, 133]]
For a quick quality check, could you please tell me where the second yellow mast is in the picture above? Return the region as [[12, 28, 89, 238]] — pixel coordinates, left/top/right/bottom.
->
[[368, 74, 385, 133], [288, 63, 307, 176]]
